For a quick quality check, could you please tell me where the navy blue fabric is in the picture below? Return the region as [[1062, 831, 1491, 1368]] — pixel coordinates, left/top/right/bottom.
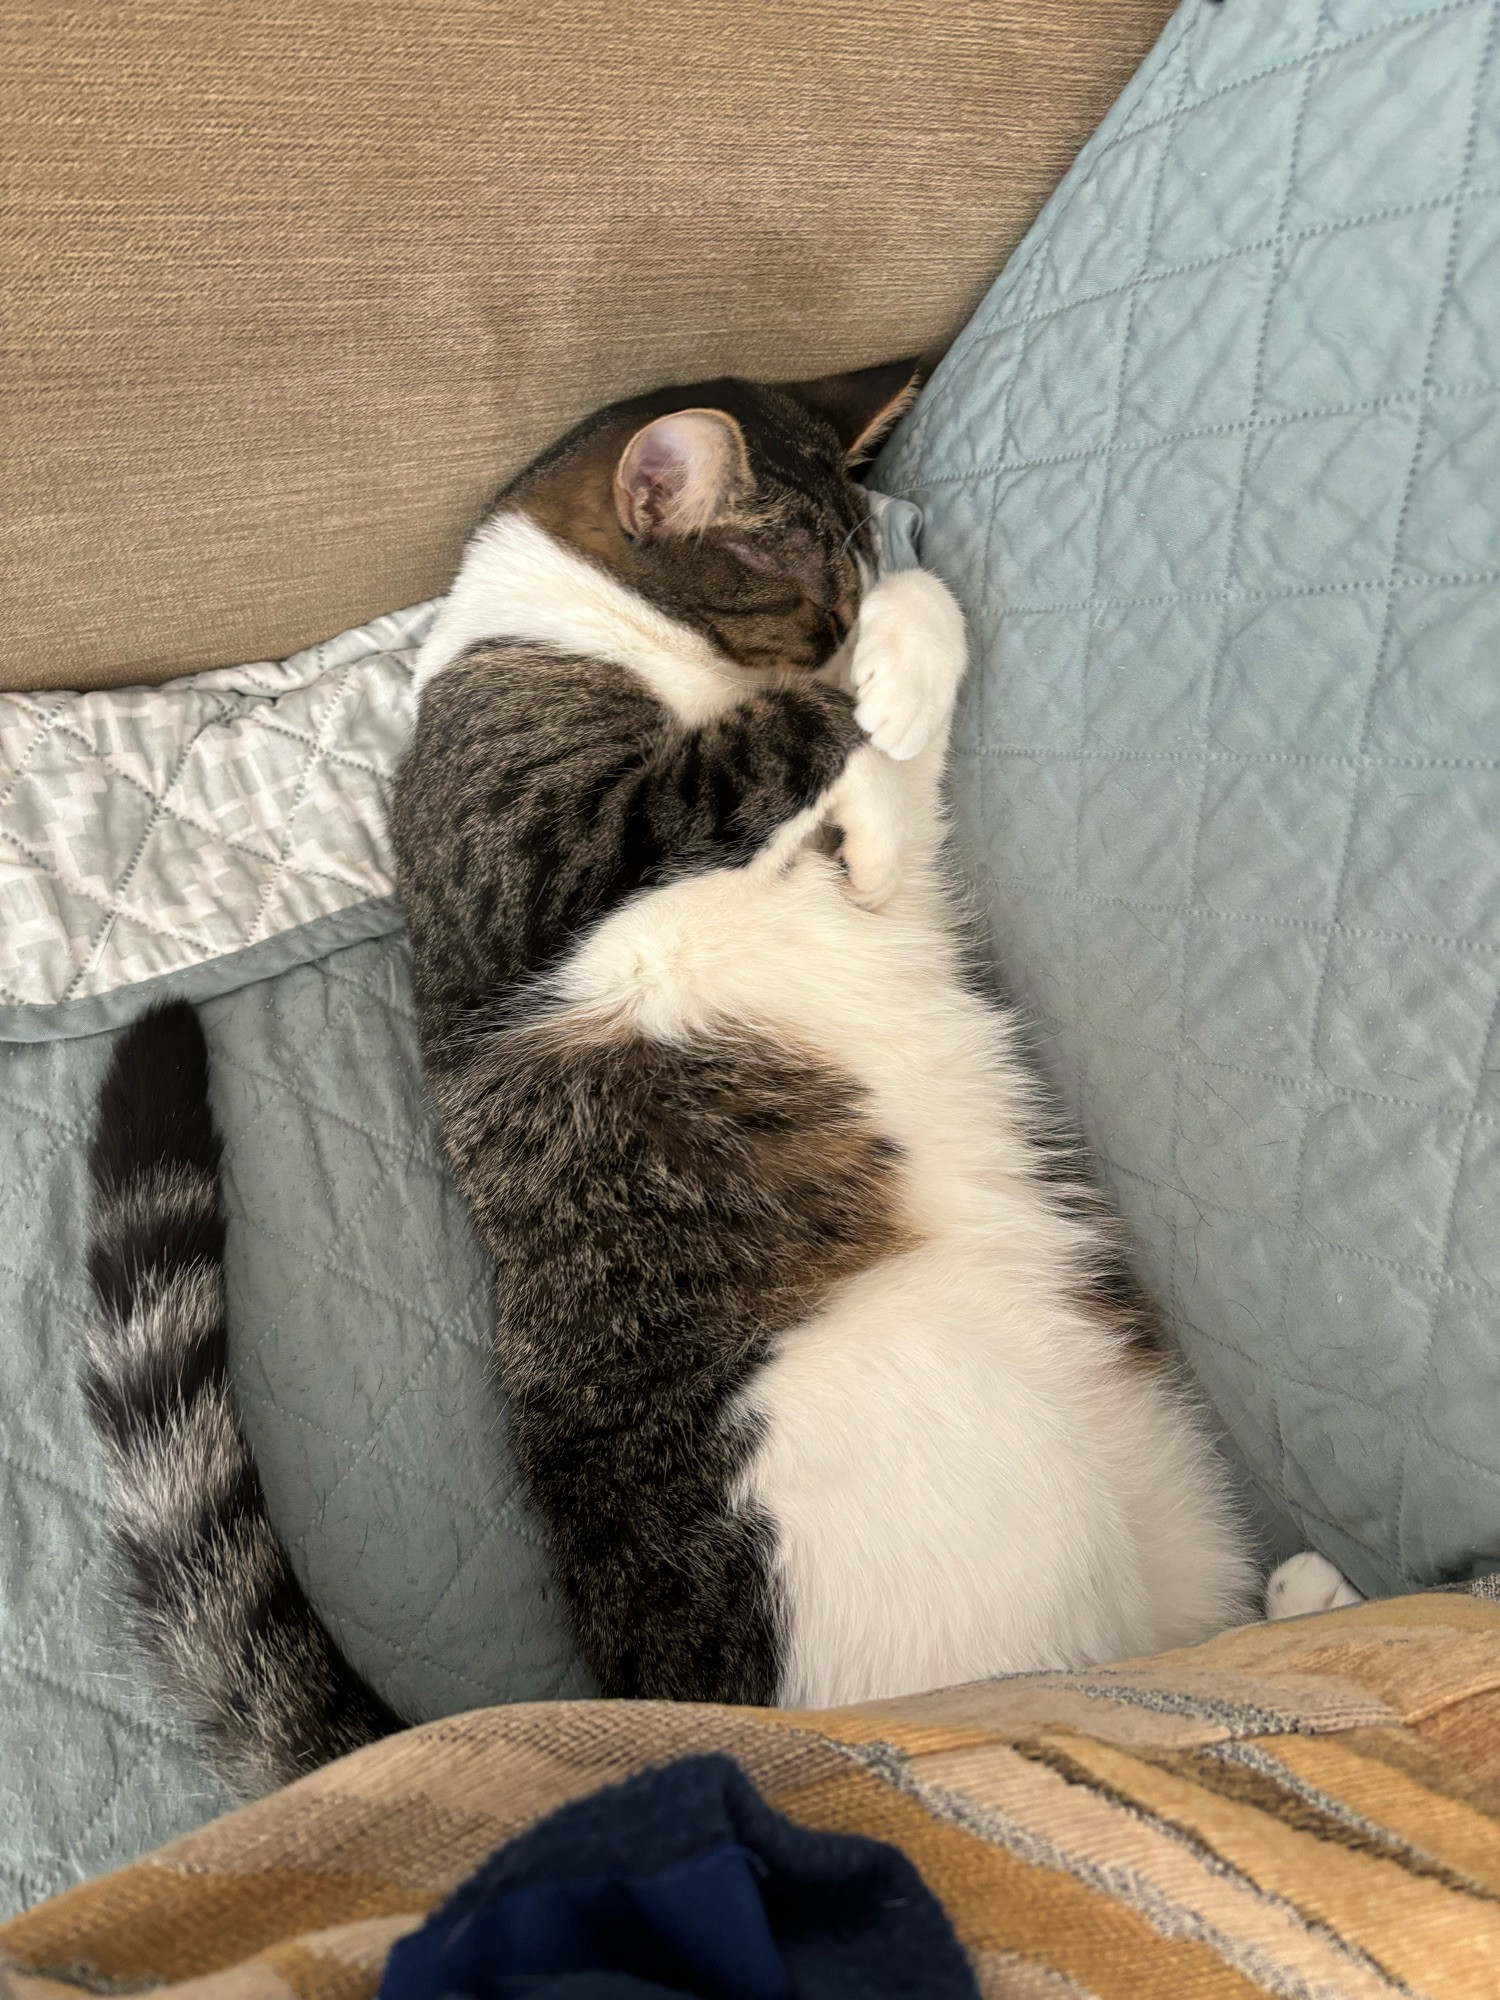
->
[[378, 1753, 978, 2000]]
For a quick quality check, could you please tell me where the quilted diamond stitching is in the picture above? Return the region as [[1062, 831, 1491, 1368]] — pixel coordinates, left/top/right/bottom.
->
[[2, 933, 580, 1914], [232, 1374, 536, 1548], [1190, 18, 1337, 1503], [961, 739, 1500, 773], [12, 0, 1500, 1911], [207, 1048, 490, 1364], [0, 704, 64, 821], [62, 706, 236, 1003], [81, 744, 380, 896], [959, 561, 1500, 624], [0, 620, 450, 1920], [198, 1054, 517, 1589], [0, 610, 430, 1010], [0, 817, 224, 967], [1396, 976, 1500, 1568], [316, 954, 422, 1025], [206, 956, 580, 1664], [0, 1114, 116, 1541], [244, 660, 358, 947], [1115, 0, 1486, 154], [213, 1057, 432, 1363], [1281, 0, 1500, 1565], [314, 1594, 499, 1707], [1072, 19, 1194, 1156], [882, 0, 1500, 1596], [1172, 13, 1319, 1262], [977, 874, 1500, 967]]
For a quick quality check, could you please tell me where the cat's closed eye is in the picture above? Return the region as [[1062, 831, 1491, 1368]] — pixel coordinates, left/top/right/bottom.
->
[[720, 536, 784, 578], [720, 528, 852, 620]]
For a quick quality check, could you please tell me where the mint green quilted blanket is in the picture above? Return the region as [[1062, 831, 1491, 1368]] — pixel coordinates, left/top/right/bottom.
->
[[877, 0, 1500, 1605]]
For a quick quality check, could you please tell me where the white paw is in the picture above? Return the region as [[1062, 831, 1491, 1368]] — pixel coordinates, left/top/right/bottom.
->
[[1265, 1551, 1364, 1621], [850, 569, 966, 762], [838, 816, 904, 910], [823, 743, 908, 910]]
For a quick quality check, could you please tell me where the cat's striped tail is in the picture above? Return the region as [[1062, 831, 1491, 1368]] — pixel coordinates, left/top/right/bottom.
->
[[85, 1001, 403, 1797]]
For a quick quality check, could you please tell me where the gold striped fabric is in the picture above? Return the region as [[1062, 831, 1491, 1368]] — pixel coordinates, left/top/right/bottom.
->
[[4, 1590, 1498, 2000]]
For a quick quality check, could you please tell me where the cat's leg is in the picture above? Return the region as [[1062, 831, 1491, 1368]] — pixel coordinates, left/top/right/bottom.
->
[[1265, 1550, 1364, 1619], [850, 567, 967, 766], [653, 681, 865, 869], [821, 747, 909, 911], [825, 569, 967, 906]]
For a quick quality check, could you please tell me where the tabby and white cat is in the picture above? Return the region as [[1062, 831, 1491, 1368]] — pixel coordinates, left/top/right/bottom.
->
[[84, 362, 1356, 1798]]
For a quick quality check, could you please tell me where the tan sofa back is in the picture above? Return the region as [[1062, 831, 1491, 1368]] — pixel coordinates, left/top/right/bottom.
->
[[1, 2, 1175, 690]]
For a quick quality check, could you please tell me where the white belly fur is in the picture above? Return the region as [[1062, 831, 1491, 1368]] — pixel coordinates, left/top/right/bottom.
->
[[550, 838, 1254, 1704]]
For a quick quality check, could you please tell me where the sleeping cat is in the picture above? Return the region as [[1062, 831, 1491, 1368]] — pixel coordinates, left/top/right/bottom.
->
[[84, 361, 1359, 1798]]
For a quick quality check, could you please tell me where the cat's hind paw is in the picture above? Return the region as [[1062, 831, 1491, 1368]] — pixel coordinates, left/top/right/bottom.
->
[[850, 569, 966, 762], [1265, 1550, 1364, 1621]]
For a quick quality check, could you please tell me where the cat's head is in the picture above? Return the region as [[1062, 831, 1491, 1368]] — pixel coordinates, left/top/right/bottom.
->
[[508, 361, 920, 673]]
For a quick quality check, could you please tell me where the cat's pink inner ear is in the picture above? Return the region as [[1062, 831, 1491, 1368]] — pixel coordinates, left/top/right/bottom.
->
[[614, 411, 747, 538]]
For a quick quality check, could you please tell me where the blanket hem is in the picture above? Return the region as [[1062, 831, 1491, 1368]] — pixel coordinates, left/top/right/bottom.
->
[[0, 898, 407, 1045]]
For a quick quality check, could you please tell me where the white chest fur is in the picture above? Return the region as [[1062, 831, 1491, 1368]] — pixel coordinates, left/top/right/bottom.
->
[[413, 509, 766, 724]]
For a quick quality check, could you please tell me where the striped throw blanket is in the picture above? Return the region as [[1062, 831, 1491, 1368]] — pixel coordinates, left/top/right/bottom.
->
[[4, 1588, 1498, 2000]]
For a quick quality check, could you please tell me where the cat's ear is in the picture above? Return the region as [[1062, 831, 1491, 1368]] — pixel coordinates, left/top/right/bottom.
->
[[614, 410, 750, 538], [779, 358, 922, 465]]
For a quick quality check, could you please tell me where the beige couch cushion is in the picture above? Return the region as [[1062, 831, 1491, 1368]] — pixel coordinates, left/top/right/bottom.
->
[[1, 1, 1174, 690]]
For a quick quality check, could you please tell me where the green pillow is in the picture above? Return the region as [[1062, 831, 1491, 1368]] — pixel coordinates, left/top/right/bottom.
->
[[878, 0, 1500, 1597]]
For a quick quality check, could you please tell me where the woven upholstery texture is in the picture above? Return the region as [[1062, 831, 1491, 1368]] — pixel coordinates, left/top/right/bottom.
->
[[6, 1592, 1500, 2000], [0, 0, 1174, 690]]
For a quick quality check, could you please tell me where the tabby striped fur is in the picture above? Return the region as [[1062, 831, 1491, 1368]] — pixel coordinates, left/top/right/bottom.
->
[[85, 1003, 401, 1794]]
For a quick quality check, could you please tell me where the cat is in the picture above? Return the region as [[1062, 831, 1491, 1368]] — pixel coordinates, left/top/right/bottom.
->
[[84, 360, 1358, 1799]]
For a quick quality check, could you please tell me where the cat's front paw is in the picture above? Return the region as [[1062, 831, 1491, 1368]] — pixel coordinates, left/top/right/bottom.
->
[[1265, 1550, 1364, 1621], [838, 813, 903, 911], [824, 743, 907, 910], [850, 569, 967, 762]]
